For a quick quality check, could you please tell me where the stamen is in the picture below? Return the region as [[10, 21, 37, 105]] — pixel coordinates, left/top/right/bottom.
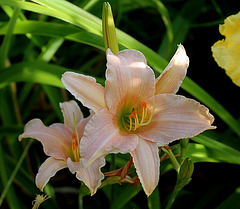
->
[[134, 112, 139, 131], [141, 102, 147, 114], [121, 116, 130, 131], [128, 110, 137, 131], [128, 110, 137, 119], [140, 102, 147, 124], [142, 100, 155, 126], [127, 100, 155, 132], [72, 113, 80, 162]]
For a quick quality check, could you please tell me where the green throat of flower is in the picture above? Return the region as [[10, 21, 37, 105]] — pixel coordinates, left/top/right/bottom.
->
[[118, 100, 155, 132]]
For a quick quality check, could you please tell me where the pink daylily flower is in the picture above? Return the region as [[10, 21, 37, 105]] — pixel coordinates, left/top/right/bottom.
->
[[19, 101, 105, 195], [61, 45, 216, 196]]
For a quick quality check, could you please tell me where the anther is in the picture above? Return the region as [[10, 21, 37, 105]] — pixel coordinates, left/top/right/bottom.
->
[[128, 110, 137, 119], [141, 102, 147, 114], [128, 110, 137, 131]]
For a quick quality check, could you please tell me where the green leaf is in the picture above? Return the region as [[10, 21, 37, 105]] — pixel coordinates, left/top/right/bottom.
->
[[192, 134, 240, 165], [0, 125, 23, 137], [0, 61, 65, 88], [0, 141, 21, 209], [110, 184, 141, 209], [185, 143, 219, 163], [215, 187, 240, 209], [0, 6, 21, 69], [42, 85, 63, 120], [148, 186, 161, 209]]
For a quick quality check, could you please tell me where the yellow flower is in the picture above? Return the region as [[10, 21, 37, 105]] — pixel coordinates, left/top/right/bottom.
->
[[212, 11, 240, 86]]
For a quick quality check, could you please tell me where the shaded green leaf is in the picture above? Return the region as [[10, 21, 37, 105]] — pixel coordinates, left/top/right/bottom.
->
[[192, 134, 240, 165]]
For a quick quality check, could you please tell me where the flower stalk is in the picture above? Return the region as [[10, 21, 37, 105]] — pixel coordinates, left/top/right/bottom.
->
[[161, 147, 180, 172], [179, 138, 189, 164], [164, 157, 194, 209]]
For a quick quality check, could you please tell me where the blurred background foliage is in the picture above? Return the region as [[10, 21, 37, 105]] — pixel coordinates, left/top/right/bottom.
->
[[0, 0, 240, 208]]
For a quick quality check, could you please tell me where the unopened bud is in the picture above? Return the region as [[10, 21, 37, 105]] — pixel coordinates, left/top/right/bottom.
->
[[102, 2, 119, 54], [179, 157, 194, 181]]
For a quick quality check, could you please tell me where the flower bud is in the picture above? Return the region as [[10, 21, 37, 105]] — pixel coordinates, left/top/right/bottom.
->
[[102, 2, 119, 54], [179, 157, 194, 181]]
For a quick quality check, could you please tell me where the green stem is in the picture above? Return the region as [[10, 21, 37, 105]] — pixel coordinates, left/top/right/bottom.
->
[[110, 154, 116, 204], [161, 147, 184, 209], [165, 184, 180, 209], [78, 187, 83, 209], [179, 138, 189, 164], [161, 147, 180, 171]]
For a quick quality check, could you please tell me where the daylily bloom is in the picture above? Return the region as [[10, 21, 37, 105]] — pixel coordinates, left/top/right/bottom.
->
[[212, 11, 240, 86], [61, 45, 215, 196], [19, 101, 105, 195]]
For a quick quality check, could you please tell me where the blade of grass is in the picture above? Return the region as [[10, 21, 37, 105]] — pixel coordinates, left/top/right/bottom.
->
[[215, 187, 240, 209], [192, 134, 240, 165], [0, 125, 23, 137], [0, 61, 65, 88], [0, 20, 105, 50], [0, 61, 105, 89], [0, 141, 32, 207], [37, 37, 64, 62], [37, 37, 65, 120], [110, 184, 141, 209], [148, 186, 161, 209], [151, 0, 173, 59], [0, 6, 21, 69], [0, 142, 20, 209], [42, 85, 63, 120]]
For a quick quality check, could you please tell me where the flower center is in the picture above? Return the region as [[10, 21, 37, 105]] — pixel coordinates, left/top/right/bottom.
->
[[120, 100, 155, 132], [72, 133, 80, 162], [71, 113, 80, 162]]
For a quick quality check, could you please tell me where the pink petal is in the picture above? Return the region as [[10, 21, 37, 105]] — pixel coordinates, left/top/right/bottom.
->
[[130, 137, 160, 196], [61, 72, 106, 112], [138, 94, 216, 145], [76, 116, 91, 139], [60, 100, 83, 131], [67, 157, 105, 195], [19, 119, 73, 160], [155, 44, 189, 94], [80, 108, 138, 166], [36, 157, 67, 191], [105, 49, 155, 115]]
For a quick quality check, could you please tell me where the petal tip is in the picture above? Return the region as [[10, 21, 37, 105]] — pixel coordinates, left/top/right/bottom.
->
[[175, 44, 189, 67]]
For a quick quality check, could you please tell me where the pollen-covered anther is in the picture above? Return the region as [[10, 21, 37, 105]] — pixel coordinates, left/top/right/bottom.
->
[[128, 100, 155, 132]]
